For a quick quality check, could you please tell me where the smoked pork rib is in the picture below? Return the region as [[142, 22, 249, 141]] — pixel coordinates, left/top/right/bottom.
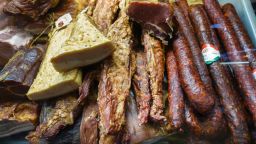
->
[[132, 50, 151, 125], [143, 33, 166, 122], [98, 12, 133, 134], [92, 0, 121, 35]]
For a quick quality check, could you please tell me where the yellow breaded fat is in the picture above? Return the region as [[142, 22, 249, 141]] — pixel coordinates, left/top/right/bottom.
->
[[51, 12, 114, 72], [27, 23, 82, 101]]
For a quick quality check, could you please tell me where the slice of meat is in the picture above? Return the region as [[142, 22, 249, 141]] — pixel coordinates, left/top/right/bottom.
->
[[0, 44, 46, 97], [143, 33, 166, 122], [92, 0, 121, 34], [98, 12, 133, 134], [127, 1, 173, 43], [132, 50, 151, 125]]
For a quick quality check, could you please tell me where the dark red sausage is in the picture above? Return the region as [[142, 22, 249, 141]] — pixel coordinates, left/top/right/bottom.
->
[[132, 51, 151, 125], [166, 48, 185, 132], [204, 0, 256, 127], [223, 4, 256, 71], [190, 5, 250, 143], [175, 0, 190, 22], [173, 3, 215, 115], [185, 102, 226, 139], [173, 34, 214, 115]]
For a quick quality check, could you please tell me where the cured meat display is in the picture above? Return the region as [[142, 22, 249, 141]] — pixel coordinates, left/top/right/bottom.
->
[[1, 0, 256, 143]]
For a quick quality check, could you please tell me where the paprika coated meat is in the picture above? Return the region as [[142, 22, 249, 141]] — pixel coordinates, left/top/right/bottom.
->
[[190, 5, 250, 143], [223, 4, 256, 71], [173, 3, 215, 115], [166, 48, 185, 132], [173, 34, 214, 115], [204, 0, 256, 127], [173, 4, 216, 114]]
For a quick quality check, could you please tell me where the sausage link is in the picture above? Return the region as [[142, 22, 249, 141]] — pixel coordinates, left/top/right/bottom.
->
[[173, 34, 214, 115], [185, 102, 227, 139], [132, 50, 151, 125], [173, 3, 215, 115], [223, 4, 256, 70], [204, 0, 256, 127], [175, 0, 190, 22], [190, 5, 250, 143], [166, 48, 185, 131]]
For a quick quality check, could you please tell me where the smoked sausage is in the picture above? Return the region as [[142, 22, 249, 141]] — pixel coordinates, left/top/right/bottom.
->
[[166, 48, 185, 131], [223, 3, 256, 71], [173, 3, 215, 114], [172, 34, 214, 115], [204, 0, 256, 127], [190, 5, 250, 143]]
